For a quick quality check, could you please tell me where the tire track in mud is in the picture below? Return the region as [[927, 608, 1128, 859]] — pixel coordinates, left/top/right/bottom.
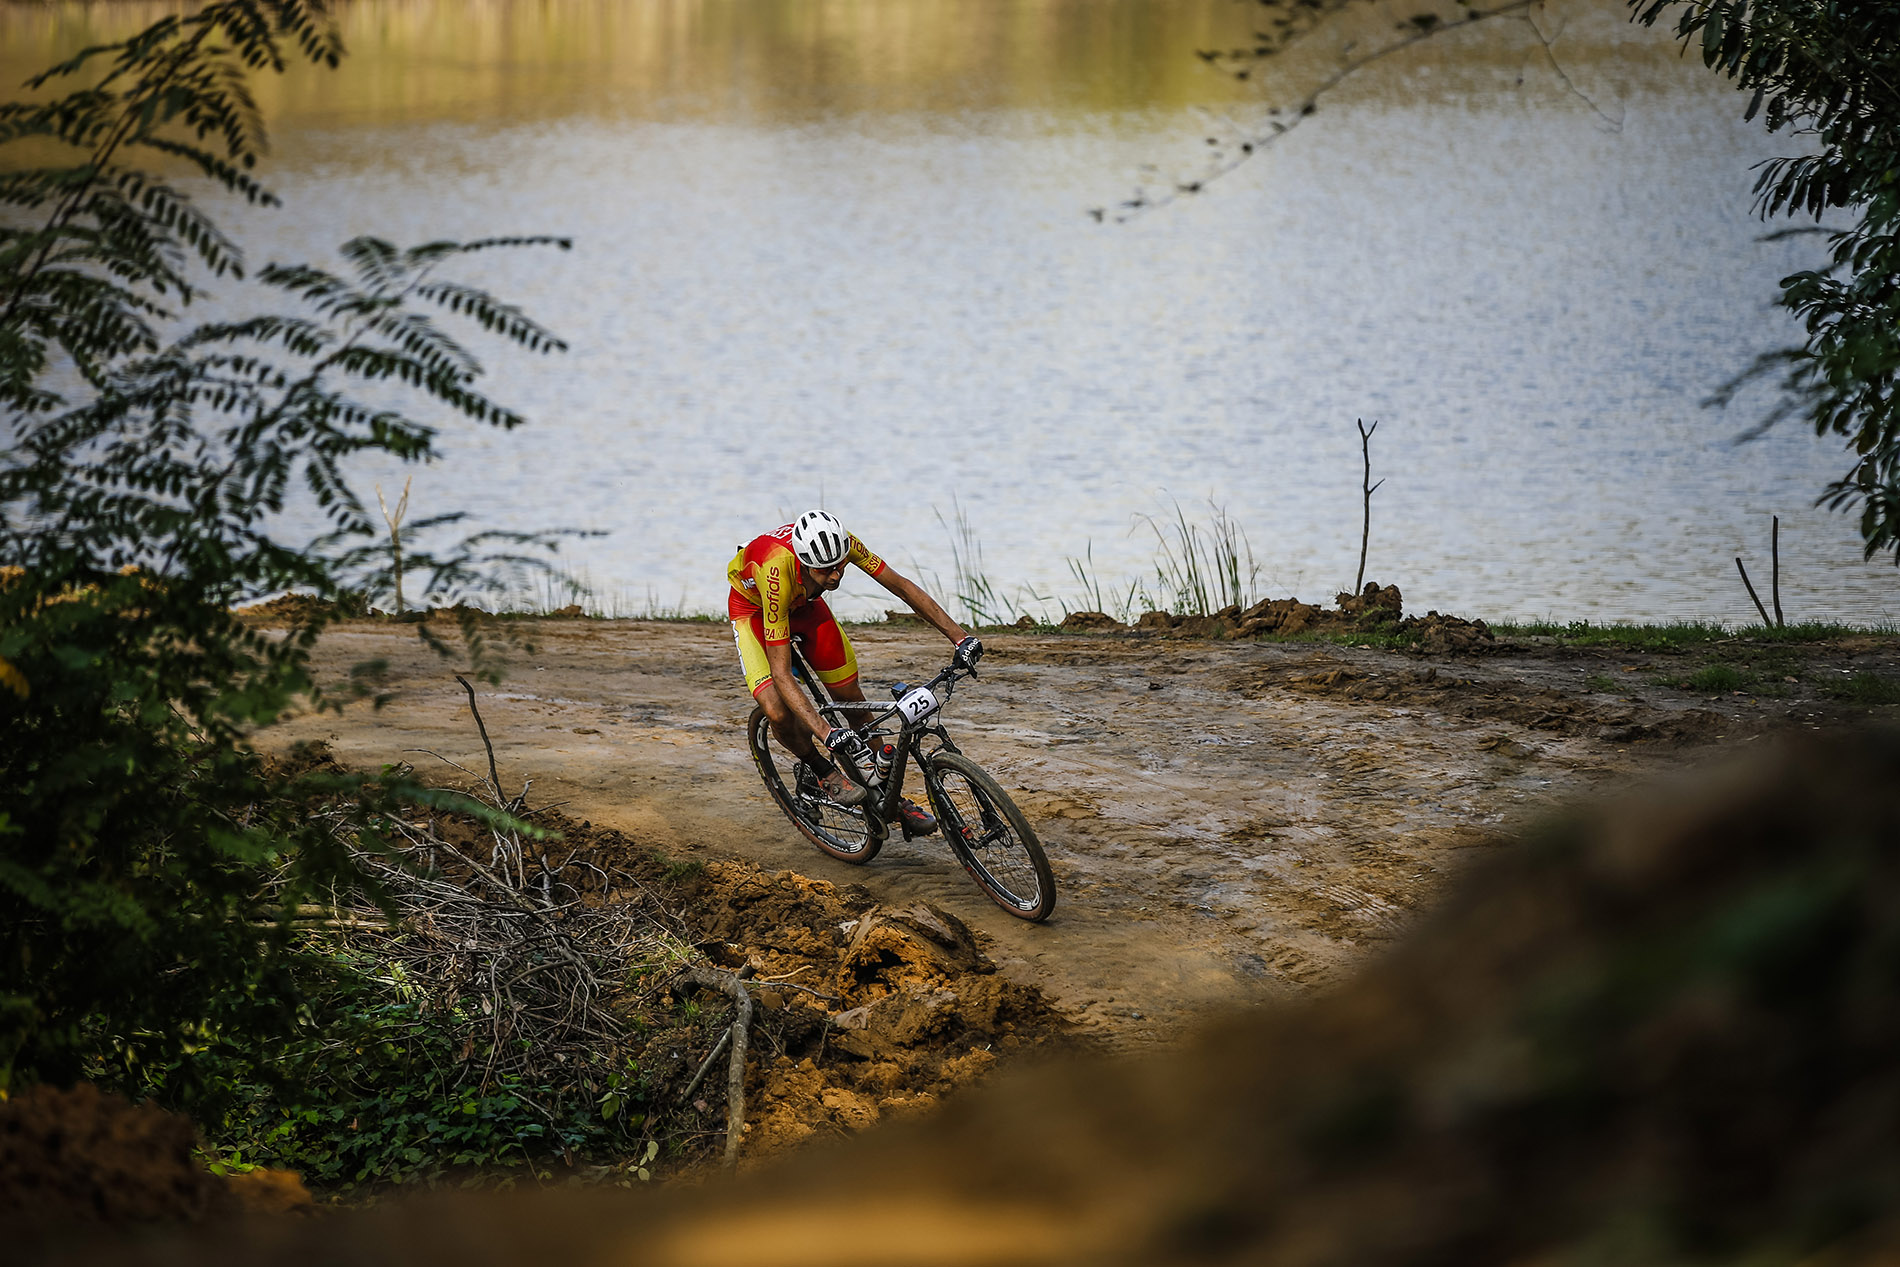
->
[[253, 618, 1842, 1049]]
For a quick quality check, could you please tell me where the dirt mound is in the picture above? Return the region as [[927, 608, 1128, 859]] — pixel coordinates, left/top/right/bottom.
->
[[0, 1083, 235, 1240], [541, 821, 1073, 1163], [2, 812, 1069, 1233], [0, 1081, 315, 1252], [232, 592, 351, 625], [1068, 582, 1495, 651]]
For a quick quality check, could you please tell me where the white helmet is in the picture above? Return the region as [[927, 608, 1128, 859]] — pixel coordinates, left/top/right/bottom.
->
[[791, 510, 850, 569]]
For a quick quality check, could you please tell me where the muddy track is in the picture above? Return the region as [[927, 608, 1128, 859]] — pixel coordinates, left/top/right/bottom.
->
[[251, 618, 1900, 1049]]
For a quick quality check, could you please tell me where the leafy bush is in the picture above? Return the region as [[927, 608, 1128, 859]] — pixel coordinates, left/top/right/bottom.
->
[[1640, 0, 1900, 560], [0, 0, 568, 1104], [180, 972, 654, 1188]]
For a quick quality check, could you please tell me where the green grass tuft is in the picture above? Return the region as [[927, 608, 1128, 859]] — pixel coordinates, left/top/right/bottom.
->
[[1493, 619, 1895, 652], [1137, 498, 1261, 618], [1821, 672, 1900, 705], [1684, 663, 1749, 692], [1291, 628, 1424, 650], [660, 857, 706, 882]]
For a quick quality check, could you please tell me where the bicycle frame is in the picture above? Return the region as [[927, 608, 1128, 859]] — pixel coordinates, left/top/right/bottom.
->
[[755, 639, 1054, 920], [786, 637, 966, 840]]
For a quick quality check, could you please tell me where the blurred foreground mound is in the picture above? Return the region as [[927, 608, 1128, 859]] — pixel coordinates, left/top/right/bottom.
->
[[39, 728, 1900, 1266], [0, 1084, 235, 1230], [0, 1084, 310, 1252]]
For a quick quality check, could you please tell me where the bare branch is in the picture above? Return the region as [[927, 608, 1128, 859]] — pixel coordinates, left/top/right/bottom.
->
[[1101, 0, 1546, 222], [454, 672, 503, 802], [1521, 8, 1625, 131], [676, 964, 755, 1173]]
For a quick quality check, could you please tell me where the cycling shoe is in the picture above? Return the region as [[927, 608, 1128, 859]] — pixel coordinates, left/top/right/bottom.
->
[[817, 762, 868, 808], [897, 797, 937, 836]]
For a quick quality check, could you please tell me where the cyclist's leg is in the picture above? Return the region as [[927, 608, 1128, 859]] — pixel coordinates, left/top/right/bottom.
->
[[799, 603, 933, 830], [795, 599, 864, 711], [733, 612, 820, 759]]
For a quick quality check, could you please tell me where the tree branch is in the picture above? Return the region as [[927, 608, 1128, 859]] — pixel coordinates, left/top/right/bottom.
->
[[1099, 0, 1545, 222], [676, 964, 754, 1173]]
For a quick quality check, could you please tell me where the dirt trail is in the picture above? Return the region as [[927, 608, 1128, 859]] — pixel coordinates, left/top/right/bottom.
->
[[252, 618, 1898, 1048]]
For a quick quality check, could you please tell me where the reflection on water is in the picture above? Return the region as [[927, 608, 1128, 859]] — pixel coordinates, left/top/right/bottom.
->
[[2, 0, 1892, 623], [1, 0, 1267, 124]]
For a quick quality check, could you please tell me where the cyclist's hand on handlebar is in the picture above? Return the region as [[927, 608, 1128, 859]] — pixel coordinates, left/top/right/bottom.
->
[[826, 727, 871, 768], [953, 635, 984, 673]]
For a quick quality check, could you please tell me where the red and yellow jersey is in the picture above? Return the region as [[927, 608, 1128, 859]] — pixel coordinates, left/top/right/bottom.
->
[[726, 524, 886, 643]]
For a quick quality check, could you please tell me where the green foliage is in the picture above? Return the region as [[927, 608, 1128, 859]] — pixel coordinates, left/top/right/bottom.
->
[[1064, 540, 1147, 624], [1684, 662, 1749, 692], [933, 497, 1268, 628], [0, 0, 569, 1097], [935, 498, 1048, 627], [659, 857, 707, 882], [1292, 627, 1426, 650], [1490, 619, 1885, 650], [1631, 0, 1900, 560], [1137, 498, 1261, 618], [1821, 670, 1900, 706], [171, 954, 656, 1189]]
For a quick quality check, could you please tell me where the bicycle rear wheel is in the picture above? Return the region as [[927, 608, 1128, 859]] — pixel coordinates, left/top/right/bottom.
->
[[924, 751, 1055, 921], [748, 705, 882, 864]]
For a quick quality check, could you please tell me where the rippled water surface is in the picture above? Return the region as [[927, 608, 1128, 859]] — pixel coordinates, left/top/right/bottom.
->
[[6, 0, 1894, 623]]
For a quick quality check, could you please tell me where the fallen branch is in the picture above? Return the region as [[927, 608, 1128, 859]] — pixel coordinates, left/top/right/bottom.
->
[[455, 673, 504, 801], [677, 964, 754, 1173], [681, 1026, 734, 1102], [757, 979, 840, 1004], [1355, 417, 1384, 595]]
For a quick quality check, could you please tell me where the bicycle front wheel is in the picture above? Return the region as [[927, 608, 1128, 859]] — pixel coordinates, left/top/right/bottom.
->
[[924, 751, 1055, 922], [748, 706, 882, 864]]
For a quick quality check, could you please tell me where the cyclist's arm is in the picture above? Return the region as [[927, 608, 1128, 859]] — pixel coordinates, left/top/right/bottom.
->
[[871, 565, 968, 647], [763, 637, 838, 743]]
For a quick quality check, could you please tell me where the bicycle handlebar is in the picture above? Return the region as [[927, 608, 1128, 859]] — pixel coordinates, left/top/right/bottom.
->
[[816, 660, 974, 729]]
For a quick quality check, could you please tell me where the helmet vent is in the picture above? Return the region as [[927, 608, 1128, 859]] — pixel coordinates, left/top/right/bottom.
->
[[792, 510, 850, 568]]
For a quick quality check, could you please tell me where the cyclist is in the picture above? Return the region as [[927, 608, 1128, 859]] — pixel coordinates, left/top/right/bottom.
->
[[729, 510, 983, 832]]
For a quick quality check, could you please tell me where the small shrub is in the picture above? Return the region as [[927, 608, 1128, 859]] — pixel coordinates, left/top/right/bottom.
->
[[1685, 664, 1748, 693]]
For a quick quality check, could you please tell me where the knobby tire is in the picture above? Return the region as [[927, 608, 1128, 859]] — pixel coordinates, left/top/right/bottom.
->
[[924, 751, 1055, 922], [747, 704, 882, 864]]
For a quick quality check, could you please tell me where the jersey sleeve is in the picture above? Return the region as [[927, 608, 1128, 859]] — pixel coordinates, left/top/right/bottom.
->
[[847, 534, 887, 579]]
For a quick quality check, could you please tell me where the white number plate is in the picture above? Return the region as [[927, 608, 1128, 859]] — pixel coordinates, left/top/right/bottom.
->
[[896, 686, 940, 724]]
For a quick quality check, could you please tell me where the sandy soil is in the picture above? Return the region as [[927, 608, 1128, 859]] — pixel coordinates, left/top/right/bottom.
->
[[250, 616, 1900, 1049]]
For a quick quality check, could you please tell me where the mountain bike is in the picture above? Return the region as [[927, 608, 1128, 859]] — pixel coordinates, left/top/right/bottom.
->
[[746, 640, 1056, 922]]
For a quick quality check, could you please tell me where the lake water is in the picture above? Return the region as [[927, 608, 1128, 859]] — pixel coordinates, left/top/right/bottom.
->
[[5, 0, 1895, 625]]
